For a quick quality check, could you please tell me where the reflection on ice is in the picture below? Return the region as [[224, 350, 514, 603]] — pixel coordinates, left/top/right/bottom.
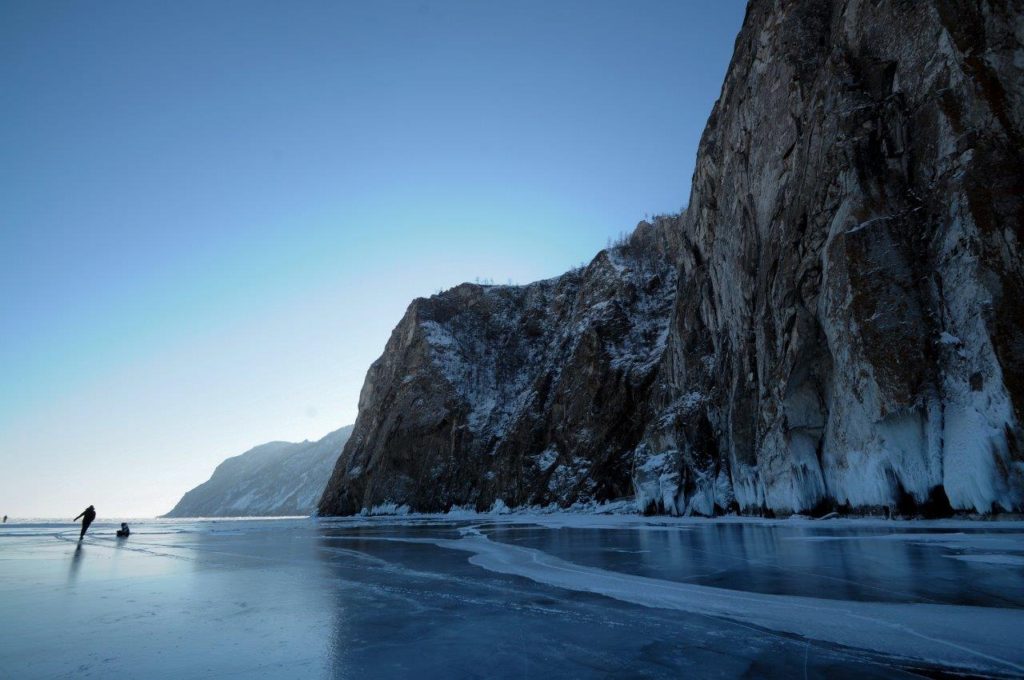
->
[[368, 527, 1024, 674]]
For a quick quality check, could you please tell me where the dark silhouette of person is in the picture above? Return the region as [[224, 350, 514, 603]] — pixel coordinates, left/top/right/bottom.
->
[[2, 515, 6, 523], [116, 522, 130, 538], [74, 505, 96, 541]]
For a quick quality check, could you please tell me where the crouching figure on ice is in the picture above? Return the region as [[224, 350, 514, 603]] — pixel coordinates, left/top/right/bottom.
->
[[116, 522, 130, 538]]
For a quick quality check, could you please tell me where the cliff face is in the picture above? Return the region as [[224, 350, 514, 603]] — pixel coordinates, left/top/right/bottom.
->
[[317, 241, 677, 515], [166, 425, 352, 517], [320, 0, 1024, 517]]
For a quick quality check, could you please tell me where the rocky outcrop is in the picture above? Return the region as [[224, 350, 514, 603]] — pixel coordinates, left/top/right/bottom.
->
[[317, 241, 676, 515], [166, 425, 352, 517], [320, 0, 1024, 517]]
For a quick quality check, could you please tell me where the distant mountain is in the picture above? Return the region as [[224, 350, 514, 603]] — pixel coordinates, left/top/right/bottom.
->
[[165, 425, 353, 517]]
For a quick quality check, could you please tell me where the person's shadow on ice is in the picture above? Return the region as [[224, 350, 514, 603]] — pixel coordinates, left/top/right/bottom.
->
[[68, 543, 84, 584]]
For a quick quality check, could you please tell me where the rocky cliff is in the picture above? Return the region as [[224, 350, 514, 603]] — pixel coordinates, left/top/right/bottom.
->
[[166, 425, 352, 517], [320, 0, 1023, 517]]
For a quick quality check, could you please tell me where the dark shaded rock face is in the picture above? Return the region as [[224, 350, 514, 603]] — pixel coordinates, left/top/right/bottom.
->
[[166, 426, 352, 517], [320, 0, 1024, 517], [318, 242, 677, 515]]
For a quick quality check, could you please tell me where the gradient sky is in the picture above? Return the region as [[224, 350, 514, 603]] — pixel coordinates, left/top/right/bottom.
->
[[0, 0, 746, 518]]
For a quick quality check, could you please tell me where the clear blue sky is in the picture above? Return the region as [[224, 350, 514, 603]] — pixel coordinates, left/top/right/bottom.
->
[[0, 0, 746, 517]]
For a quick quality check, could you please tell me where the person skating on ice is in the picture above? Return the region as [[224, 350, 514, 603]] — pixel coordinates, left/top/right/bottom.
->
[[73, 505, 96, 541]]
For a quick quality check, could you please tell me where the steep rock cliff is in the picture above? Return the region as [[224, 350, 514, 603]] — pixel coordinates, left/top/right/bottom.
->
[[320, 0, 1023, 517], [318, 242, 676, 515]]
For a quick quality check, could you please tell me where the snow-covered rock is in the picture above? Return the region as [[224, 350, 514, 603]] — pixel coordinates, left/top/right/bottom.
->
[[320, 0, 1023, 517], [317, 244, 676, 515], [165, 425, 352, 517]]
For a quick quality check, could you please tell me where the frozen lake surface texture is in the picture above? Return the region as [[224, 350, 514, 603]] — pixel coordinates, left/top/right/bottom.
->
[[2, 515, 1023, 678]]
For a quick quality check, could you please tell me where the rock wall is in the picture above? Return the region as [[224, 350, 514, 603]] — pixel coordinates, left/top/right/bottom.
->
[[318, 239, 676, 515], [320, 0, 1023, 517]]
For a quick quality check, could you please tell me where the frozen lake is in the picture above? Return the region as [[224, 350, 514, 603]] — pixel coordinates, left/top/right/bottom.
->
[[2, 515, 1023, 678]]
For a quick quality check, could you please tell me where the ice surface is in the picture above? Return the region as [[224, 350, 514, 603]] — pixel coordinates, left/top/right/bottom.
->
[[410, 531, 1024, 674], [2, 516, 1022, 678], [948, 554, 1024, 566]]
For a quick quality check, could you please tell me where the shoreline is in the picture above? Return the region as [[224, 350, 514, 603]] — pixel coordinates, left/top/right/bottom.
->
[[5, 510, 1024, 527]]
